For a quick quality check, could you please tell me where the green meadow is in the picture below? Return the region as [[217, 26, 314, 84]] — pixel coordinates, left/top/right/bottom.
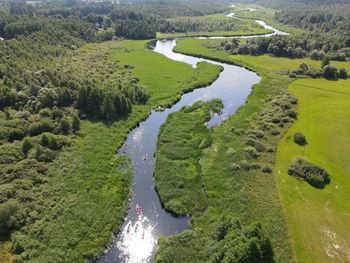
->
[[276, 77, 350, 263]]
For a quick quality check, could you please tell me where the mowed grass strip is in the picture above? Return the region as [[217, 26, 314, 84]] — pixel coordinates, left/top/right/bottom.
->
[[276, 77, 350, 263]]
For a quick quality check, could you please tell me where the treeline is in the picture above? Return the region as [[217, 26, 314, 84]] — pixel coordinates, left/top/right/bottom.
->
[[0, 0, 231, 41], [219, 33, 350, 60], [158, 16, 245, 34]]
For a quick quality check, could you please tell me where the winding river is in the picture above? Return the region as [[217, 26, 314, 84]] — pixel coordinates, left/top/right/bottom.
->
[[97, 12, 287, 263]]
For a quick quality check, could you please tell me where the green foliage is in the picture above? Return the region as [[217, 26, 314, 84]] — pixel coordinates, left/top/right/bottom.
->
[[0, 199, 20, 236], [21, 137, 32, 155], [71, 115, 80, 133], [156, 216, 273, 263], [288, 158, 330, 188], [60, 119, 71, 135], [293, 132, 307, 146], [154, 100, 223, 216]]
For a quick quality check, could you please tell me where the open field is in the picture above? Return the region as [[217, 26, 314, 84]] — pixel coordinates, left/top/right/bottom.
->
[[276, 77, 350, 263], [0, 40, 222, 262]]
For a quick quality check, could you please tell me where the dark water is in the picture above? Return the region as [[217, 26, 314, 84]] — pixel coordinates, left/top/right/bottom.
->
[[97, 17, 287, 263]]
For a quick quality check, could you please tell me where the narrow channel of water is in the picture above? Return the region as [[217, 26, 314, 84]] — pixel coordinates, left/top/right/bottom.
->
[[97, 14, 287, 263]]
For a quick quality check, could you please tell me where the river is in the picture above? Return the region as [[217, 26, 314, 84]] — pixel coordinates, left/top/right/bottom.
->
[[97, 13, 287, 263]]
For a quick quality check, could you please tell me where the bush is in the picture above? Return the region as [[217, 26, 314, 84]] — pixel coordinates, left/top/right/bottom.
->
[[52, 108, 64, 120], [8, 128, 25, 142], [22, 137, 33, 155], [39, 108, 52, 118], [35, 146, 56, 162], [239, 160, 251, 170], [262, 165, 273, 173], [244, 146, 259, 159], [72, 115, 80, 133], [60, 119, 70, 135], [271, 129, 280, 136], [339, 68, 348, 79], [288, 158, 330, 188], [293, 132, 307, 146], [229, 163, 240, 172], [0, 199, 20, 235], [28, 119, 55, 136]]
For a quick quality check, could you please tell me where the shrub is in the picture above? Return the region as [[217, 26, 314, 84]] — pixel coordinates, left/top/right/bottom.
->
[[60, 119, 70, 135], [262, 165, 273, 173], [226, 147, 237, 158], [288, 111, 298, 119], [322, 65, 338, 79], [239, 160, 251, 170], [28, 119, 55, 136], [72, 115, 80, 133], [293, 132, 307, 146], [339, 68, 348, 79], [271, 129, 280, 136], [0, 199, 20, 235], [41, 133, 50, 147], [22, 137, 33, 156], [266, 147, 275, 153], [251, 163, 262, 169], [8, 128, 25, 142], [39, 108, 51, 118], [35, 146, 56, 162], [244, 146, 259, 159], [288, 158, 330, 188], [52, 108, 64, 120], [229, 163, 240, 172]]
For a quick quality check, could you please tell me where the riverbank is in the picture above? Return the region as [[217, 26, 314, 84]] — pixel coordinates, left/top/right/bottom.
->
[[0, 40, 222, 262]]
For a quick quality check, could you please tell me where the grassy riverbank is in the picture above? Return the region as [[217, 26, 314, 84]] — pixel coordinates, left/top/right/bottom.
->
[[0, 40, 222, 262]]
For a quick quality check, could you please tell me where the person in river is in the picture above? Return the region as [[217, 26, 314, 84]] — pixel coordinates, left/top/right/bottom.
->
[[143, 154, 149, 161], [136, 204, 142, 215]]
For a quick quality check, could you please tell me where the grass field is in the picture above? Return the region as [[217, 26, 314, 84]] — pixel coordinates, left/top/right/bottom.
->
[[157, 13, 273, 38], [0, 40, 222, 262], [276, 77, 350, 263]]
